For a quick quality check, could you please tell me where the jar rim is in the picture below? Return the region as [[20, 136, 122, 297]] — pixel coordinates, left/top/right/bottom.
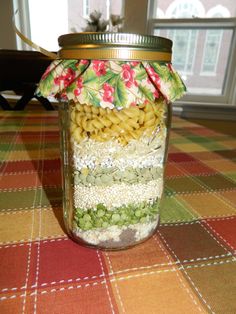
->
[[58, 32, 172, 61], [58, 32, 172, 51]]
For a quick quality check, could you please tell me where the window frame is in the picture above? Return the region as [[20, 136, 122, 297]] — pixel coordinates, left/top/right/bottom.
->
[[147, 17, 236, 106]]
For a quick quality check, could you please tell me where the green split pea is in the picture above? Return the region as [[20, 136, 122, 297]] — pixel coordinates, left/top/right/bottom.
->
[[74, 201, 160, 231]]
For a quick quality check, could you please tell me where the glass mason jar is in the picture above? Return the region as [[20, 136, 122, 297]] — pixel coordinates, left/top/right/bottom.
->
[[37, 33, 186, 250]]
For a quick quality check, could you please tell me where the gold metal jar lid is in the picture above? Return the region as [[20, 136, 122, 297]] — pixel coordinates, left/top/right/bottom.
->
[[58, 32, 172, 62]]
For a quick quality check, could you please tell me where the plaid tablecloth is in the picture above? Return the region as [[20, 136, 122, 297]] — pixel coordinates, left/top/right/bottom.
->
[[0, 111, 235, 314]]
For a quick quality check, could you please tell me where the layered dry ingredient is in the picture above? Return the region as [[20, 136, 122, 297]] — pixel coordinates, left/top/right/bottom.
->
[[36, 54, 186, 249], [69, 99, 168, 248]]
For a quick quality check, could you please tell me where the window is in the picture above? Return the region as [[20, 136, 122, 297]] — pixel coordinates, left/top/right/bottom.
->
[[167, 29, 197, 74], [157, 1, 202, 76], [165, 0, 205, 18], [28, 0, 68, 51], [16, 0, 124, 51], [83, 0, 90, 18], [148, 0, 236, 105], [201, 6, 230, 75], [206, 5, 230, 18], [156, 8, 165, 18], [201, 29, 222, 75]]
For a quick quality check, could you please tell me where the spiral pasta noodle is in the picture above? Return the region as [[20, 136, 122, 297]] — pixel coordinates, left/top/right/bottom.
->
[[70, 99, 166, 145]]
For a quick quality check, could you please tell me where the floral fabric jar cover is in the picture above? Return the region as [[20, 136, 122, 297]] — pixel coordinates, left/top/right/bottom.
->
[[37, 59, 186, 108]]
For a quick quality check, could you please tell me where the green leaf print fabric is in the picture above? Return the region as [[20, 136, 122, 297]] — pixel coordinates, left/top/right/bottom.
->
[[36, 59, 186, 108]]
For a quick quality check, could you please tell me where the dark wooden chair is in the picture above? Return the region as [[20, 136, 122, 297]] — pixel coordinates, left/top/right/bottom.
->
[[0, 49, 55, 110]]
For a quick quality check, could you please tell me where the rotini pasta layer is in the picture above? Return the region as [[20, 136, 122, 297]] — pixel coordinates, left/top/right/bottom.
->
[[70, 99, 166, 145]]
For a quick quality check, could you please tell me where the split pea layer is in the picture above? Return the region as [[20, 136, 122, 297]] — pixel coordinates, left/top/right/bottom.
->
[[74, 166, 163, 187], [74, 201, 160, 231]]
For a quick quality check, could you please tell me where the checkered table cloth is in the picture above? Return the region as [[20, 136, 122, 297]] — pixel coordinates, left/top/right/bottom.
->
[[0, 111, 235, 314]]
